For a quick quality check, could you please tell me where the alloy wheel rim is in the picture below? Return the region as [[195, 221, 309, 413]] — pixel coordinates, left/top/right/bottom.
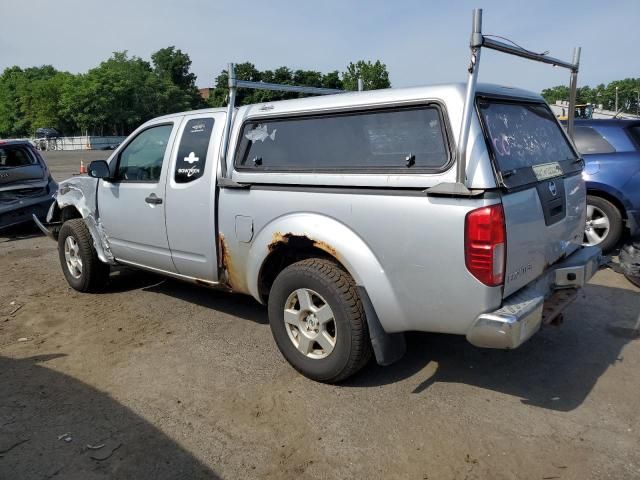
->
[[583, 204, 610, 246], [64, 236, 83, 279], [283, 288, 337, 359]]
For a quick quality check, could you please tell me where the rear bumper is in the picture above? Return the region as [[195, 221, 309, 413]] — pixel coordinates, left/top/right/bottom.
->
[[466, 245, 602, 349], [0, 178, 58, 230]]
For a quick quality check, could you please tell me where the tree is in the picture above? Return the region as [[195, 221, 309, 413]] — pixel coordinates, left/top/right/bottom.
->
[[28, 71, 76, 133], [151, 46, 204, 110], [0, 65, 64, 137], [0, 66, 26, 137], [208, 62, 262, 107], [60, 51, 162, 135], [542, 78, 640, 114], [208, 60, 391, 108], [342, 60, 390, 91], [0, 54, 393, 138]]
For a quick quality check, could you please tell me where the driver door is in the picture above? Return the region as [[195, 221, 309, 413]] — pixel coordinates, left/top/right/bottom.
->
[[99, 119, 182, 272]]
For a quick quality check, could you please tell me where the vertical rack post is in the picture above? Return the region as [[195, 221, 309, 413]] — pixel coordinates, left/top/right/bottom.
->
[[357, 78, 364, 92], [220, 63, 237, 179], [456, 8, 483, 188], [566, 47, 581, 141]]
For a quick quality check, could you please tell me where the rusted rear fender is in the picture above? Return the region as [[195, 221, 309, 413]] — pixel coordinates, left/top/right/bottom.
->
[[245, 213, 406, 333]]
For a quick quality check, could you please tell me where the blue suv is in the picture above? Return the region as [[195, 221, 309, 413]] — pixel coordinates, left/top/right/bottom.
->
[[572, 119, 640, 252]]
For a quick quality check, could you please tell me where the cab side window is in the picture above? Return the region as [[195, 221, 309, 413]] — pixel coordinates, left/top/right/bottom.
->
[[117, 124, 173, 182]]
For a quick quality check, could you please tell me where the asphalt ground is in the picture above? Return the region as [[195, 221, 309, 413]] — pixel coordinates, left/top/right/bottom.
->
[[0, 151, 638, 479]]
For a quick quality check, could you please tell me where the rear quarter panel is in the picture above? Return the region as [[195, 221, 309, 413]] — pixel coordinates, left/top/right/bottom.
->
[[219, 188, 504, 335]]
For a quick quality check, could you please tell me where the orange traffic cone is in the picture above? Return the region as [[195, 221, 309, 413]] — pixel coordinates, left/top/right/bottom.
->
[[79, 160, 86, 174]]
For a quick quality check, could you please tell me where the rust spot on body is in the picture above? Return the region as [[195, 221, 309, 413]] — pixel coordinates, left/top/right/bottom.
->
[[312, 239, 339, 259], [268, 232, 340, 261], [218, 233, 239, 291], [259, 233, 343, 299], [268, 232, 289, 252]]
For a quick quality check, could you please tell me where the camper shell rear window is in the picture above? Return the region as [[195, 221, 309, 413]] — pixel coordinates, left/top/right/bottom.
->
[[477, 97, 581, 189]]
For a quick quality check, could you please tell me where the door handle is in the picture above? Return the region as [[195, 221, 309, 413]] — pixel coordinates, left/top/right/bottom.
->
[[145, 194, 163, 205]]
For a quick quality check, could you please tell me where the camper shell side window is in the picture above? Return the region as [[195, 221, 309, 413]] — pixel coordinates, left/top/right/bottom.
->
[[234, 104, 453, 174]]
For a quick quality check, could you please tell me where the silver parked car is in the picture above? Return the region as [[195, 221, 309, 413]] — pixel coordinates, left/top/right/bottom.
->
[[36, 10, 601, 382]]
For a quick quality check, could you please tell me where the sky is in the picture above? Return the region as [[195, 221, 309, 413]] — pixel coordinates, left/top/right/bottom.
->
[[1, 0, 638, 92]]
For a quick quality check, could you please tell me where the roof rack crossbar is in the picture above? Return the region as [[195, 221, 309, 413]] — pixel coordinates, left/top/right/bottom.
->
[[435, 8, 581, 196], [481, 37, 578, 72], [234, 80, 343, 95], [219, 62, 346, 178]]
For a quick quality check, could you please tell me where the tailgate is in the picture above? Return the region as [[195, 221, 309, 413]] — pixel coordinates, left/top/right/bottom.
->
[[0, 165, 46, 187], [501, 174, 585, 296], [477, 98, 585, 297]]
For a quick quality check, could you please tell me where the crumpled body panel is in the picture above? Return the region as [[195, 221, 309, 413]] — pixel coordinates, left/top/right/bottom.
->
[[53, 177, 115, 264]]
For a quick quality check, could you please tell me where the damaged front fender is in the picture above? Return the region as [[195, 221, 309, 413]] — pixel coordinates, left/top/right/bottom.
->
[[45, 177, 116, 264]]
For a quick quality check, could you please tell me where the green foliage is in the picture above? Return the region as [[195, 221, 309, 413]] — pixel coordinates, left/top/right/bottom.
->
[[542, 78, 640, 114], [342, 60, 391, 91], [0, 47, 205, 137], [208, 59, 391, 107], [151, 46, 204, 110], [0, 52, 391, 137]]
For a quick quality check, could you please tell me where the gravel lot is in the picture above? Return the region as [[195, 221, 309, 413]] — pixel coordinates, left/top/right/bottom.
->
[[1, 151, 639, 479]]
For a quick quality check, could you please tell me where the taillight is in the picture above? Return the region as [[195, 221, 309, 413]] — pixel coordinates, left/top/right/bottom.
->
[[465, 204, 506, 286]]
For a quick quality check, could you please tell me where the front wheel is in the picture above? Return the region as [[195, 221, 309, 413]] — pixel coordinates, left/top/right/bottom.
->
[[584, 195, 623, 253], [267, 258, 372, 383], [58, 219, 109, 292]]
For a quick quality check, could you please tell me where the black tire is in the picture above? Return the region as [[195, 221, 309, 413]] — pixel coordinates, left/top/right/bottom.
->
[[585, 195, 623, 253], [58, 219, 109, 292], [268, 258, 372, 383]]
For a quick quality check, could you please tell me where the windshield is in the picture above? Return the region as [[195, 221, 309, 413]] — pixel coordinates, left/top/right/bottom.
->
[[478, 99, 579, 186]]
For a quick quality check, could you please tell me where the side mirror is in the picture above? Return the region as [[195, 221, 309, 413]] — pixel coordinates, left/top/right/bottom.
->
[[88, 160, 111, 180]]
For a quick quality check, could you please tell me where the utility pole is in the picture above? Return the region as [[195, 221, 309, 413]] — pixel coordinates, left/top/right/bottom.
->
[[637, 90, 639, 117], [615, 86, 619, 113]]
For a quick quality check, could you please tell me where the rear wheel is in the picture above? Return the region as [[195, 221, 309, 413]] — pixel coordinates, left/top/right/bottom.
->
[[267, 258, 371, 383], [58, 219, 109, 292], [584, 195, 623, 253]]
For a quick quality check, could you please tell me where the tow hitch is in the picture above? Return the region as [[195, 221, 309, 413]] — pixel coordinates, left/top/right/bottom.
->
[[541, 289, 578, 326]]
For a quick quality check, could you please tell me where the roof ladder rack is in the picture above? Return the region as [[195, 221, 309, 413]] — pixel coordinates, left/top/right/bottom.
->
[[430, 8, 581, 196], [219, 63, 346, 178]]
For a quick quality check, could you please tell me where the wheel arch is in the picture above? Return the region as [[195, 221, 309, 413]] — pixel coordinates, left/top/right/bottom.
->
[[244, 213, 405, 333], [54, 178, 115, 264], [586, 187, 628, 225]]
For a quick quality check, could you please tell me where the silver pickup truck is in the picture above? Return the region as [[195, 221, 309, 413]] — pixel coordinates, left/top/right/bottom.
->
[[36, 10, 601, 382]]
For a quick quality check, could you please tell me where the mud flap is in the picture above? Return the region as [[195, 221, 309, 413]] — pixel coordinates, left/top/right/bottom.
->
[[357, 286, 406, 366]]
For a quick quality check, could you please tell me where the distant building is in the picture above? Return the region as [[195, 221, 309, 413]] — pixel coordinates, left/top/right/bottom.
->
[[549, 100, 640, 120], [198, 88, 211, 101]]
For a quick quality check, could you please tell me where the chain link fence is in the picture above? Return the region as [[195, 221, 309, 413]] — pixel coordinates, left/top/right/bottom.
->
[[32, 136, 126, 151]]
